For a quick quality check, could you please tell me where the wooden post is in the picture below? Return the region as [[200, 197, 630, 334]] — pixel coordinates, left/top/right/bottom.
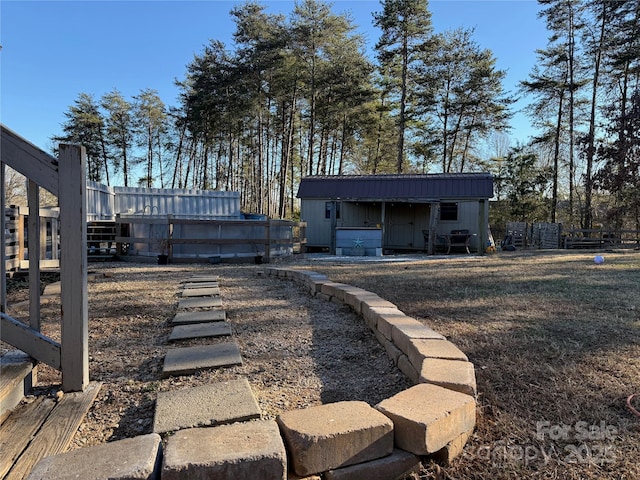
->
[[478, 199, 487, 255], [58, 144, 89, 392], [51, 216, 60, 259], [28, 180, 41, 331], [557, 223, 563, 249], [380, 202, 386, 252], [265, 220, 271, 263], [329, 202, 337, 255], [168, 215, 173, 262], [115, 214, 125, 256], [17, 210, 24, 265], [428, 202, 439, 255], [0, 163, 5, 313], [39, 217, 47, 260]]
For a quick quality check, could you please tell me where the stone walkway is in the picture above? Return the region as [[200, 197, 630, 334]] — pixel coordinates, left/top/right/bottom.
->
[[157, 275, 260, 432], [29, 274, 279, 480]]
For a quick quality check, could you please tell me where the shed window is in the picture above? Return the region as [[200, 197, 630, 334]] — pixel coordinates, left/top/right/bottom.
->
[[440, 202, 458, 221], [325, 202, 341, 219]]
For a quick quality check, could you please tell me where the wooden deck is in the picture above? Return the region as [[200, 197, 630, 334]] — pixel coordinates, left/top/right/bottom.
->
[[0, 382, 101, 480]]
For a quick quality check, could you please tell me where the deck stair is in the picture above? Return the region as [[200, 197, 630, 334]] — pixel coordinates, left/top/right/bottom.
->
[[0, 351, 101, 480], [87, 221, 117, 261], [0, 352, 36, 425]]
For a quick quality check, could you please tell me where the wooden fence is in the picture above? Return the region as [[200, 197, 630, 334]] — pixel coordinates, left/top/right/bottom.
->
[[5, 206, 21, 271], [562, 228, 640, 249], [502, 221, 640, 250], [531, 222, 562, 249]]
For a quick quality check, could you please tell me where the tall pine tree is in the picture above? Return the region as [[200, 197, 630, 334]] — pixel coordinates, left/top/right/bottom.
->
[[374, 0, 433, 173], [53, 92, 108, 183], [101, 89, 134, 186]]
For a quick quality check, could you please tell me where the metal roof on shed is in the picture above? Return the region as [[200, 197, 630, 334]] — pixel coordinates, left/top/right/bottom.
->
[[296, 173, 493, 201]]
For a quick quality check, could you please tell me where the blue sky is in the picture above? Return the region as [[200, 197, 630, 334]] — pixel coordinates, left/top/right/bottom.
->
[[1, 0, 547, 157]]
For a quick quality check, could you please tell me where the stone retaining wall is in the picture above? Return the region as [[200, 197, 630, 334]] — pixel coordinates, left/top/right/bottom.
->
[[263, 267, 477, 477]]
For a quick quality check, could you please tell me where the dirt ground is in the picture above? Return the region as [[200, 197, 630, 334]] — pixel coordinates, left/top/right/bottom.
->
[[3, 260, 411, 448], [3, 250, 640, 479]]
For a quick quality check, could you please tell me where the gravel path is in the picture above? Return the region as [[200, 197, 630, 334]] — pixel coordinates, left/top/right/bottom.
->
[[4, 261, 411, 449]]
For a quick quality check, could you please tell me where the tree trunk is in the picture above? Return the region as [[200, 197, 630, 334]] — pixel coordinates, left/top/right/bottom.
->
[[441, 83, 451, 172], [397, 34, 409, 174], [171, 123, 186, 189], [279, 89, 297, 219], [147, 124, 153, 188], [100, 135, 110, 186], [338, 113, 348, 175], [583, 2, 607, 230], [459, 118, 476, 173], [567, 2, 577, 225], [447, 110, 465, 173], [551, 86, 565, 224]]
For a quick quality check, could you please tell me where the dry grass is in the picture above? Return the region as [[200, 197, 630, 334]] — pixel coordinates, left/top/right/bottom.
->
[[3, 251, 639, 479], [301, 250, 640, 479]]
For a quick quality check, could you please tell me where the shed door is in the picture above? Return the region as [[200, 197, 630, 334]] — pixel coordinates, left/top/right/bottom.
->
[[385, 205, 415, 248]]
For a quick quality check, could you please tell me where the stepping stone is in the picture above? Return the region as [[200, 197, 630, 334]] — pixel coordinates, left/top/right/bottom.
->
[[172, 310, 226, 325], [183, 282, 218, 289], [178, 297, 223, 310], [168, 322, 232, 342], [153, 378, 261, 434], [162, 342, 242, 378], [183, 275, 219, 283], [28, 433, 162, 480], [163, 420, 286, 480], [181, 287, 220, 298]]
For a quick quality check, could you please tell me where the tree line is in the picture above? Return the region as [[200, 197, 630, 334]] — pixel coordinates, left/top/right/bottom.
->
[[52, 0, 509, 218], [511, 0, 640, 230], [52, 0, 640, 231]]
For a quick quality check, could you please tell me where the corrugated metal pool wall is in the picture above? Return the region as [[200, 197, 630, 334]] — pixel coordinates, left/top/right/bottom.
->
[[86, 182, 242, 220], [86, 181, 116, 221], [114, 186, 241, 218]]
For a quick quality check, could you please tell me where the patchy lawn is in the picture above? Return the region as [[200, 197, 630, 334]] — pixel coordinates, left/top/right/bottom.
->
[[3, 251, 638, 479], [303, 250, 640, 479]]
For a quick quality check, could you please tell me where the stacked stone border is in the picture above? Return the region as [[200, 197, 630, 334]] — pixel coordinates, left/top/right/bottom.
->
[[263, 267, 478, 473]]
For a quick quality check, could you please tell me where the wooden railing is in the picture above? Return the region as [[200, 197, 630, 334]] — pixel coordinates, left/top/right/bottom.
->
[[1, 125, 89, 392], [4, 206, 21, 271], [3, 205, 62, 271], [500, 222, 640, 250]]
